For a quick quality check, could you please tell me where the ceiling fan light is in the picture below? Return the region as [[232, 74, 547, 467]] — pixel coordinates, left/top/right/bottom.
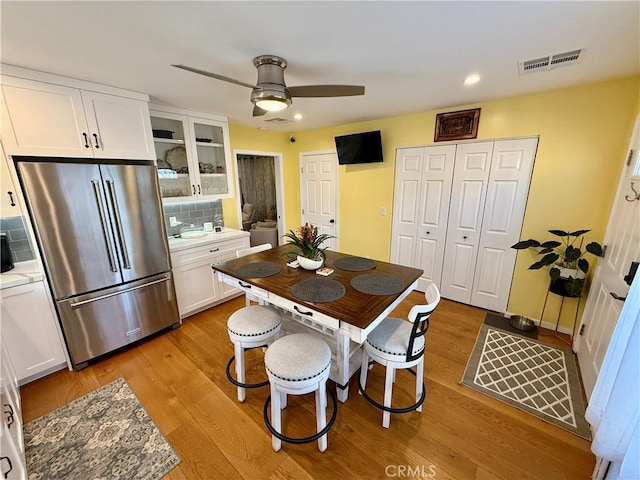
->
[[255, 99, 289, 111], [251, 87, 292, 112]]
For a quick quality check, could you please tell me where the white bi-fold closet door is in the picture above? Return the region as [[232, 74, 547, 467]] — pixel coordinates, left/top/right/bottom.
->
[[391, 137, 538, 312]]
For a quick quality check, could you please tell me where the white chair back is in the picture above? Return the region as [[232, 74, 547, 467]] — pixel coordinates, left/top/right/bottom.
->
[[236, 243, 272, 258], [408, 283, 441, 323]]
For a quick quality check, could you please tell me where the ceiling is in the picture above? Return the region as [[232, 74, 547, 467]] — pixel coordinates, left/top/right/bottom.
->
[[1, 1, 638, 133]]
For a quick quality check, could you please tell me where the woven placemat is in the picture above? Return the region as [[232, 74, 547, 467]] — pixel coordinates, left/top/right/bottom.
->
[[333, 256, 377, 272], [350, 273, 404, 296], [235, 261, 282, 278], [292, 278, 346, 303]]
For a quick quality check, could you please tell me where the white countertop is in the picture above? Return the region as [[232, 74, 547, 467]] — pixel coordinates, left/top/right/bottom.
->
[[0, 259, 45, 290], [168, 227, 249, 252]]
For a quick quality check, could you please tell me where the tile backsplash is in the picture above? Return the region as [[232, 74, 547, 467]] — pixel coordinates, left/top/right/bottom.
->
[[163, 200, 224, 237], [0, 216, 35, 262], [0, 202, 224, 263]]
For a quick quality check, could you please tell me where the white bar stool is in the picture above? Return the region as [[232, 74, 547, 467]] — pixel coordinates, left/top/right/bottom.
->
[[226, 305, 282, 402], [358, 283, 440, 428], [263, 333, 337, 452]]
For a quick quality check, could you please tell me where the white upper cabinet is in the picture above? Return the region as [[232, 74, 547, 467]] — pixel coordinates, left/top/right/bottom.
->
[[1, 69, 155, 160], [79, 90, 155, 160], [0, 140, 22, 217], [150, 105, 233, 202]]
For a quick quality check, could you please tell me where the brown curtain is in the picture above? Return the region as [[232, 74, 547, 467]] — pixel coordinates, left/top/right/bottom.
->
[[237, 155, 277, 222]]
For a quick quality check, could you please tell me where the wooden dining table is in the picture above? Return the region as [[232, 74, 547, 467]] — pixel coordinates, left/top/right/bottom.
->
[[213, 245, 423, 402]]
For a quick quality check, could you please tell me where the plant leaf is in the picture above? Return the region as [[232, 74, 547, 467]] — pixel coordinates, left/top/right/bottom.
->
[[529, 252, 559, 269], [569, 229, 590, 237], [550, 267, 561, 282], [549, 229, 569, 237], [564, 245, 581, 263], [578, 258, 589, 274], [586, 242, 603, 257], [540, 241, 561, 249], [511, 239, 540, 249]]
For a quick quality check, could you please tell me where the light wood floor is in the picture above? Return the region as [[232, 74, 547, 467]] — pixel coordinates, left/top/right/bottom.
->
[[21, 293, 595, 479]]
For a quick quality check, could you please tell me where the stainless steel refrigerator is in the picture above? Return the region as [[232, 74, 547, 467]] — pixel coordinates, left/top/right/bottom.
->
[[15, 157, 179, 369]]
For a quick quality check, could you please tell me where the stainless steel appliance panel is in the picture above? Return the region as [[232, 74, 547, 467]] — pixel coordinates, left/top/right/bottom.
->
[[100, 164, 171, 283], [16, 161, 121, 299], [56, 272, 179, 368]]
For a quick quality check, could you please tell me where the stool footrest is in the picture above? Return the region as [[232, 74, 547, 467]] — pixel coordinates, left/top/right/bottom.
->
[[263, 389, 338, 445], [226, 350, 270, 389], [358, 366, 426, 414]]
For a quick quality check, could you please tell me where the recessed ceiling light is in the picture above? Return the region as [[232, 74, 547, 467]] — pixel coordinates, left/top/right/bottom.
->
[[294, 113, 303, 120], [464, 74, 481, 85]]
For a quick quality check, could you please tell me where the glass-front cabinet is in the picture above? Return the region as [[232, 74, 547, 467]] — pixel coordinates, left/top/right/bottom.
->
[[149, 105, 233, 202]]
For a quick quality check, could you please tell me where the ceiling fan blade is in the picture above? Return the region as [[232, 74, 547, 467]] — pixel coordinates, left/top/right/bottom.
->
[[172, 64, 256, 89], [252, 105, 268, 117], [288, 85, 365, 98]]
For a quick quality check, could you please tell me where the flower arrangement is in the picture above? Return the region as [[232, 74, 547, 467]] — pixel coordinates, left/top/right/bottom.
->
[[284, 223, 335, 260]]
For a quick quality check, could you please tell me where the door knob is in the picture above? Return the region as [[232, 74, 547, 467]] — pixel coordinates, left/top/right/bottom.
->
[[329, 219, 335, 224]]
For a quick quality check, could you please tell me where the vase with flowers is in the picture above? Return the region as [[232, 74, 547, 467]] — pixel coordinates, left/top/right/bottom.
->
[[284, 223, 335, 270]]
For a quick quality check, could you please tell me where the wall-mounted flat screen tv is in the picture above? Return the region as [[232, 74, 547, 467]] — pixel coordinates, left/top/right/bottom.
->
[[334, 130, 383, 165]]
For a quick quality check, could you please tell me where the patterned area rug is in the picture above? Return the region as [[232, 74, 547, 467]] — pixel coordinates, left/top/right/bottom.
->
[[461, 324, 591, 440], [24, 378, 180, 479]]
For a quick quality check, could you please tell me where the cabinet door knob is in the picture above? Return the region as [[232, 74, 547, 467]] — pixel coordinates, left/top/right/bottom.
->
[[82, 132, 90, 148], [426, 231, 430, 235], [92, 133, 100, 149], [463, 236, 468, 240], [7, 192, 15, 207]]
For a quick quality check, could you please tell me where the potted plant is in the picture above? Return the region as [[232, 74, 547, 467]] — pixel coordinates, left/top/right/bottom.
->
[[284, 223, 335, 270], [511, 229, 603, 297]]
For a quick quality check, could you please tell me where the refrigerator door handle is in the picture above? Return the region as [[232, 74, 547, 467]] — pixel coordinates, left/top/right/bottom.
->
[[69, 275, 171, 308], [105, 180, 131, 270], [91, 180, 118, 273]]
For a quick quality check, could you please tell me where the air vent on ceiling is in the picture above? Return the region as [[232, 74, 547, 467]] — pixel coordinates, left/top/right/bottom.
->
[[519, 49, 583, 74], [264, 117, 292, 124]]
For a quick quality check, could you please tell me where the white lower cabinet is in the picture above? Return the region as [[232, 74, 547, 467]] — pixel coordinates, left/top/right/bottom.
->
[[0, 281, 68, 384], [1, 342, 26, 479], [171, 235, 249, 318]]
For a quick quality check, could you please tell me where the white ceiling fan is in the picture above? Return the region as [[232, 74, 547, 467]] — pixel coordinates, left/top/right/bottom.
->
[[173, 55, 365, 117]]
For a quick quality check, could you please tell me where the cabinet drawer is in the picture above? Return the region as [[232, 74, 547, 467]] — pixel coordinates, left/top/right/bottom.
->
[[220, 273, 269, 299], [171, 237, 248, 267], [267, 294, 340, 330]]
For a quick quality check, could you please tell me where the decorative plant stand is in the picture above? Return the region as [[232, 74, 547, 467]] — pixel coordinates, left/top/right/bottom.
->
[[540, 279, 583, 347]]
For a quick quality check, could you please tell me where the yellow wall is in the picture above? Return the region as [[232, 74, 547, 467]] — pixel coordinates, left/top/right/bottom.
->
[[226, 75, 639, 325]]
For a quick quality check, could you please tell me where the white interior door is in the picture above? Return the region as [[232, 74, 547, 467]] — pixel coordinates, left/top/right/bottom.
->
[[471, 138, 538, 311], [577, 116, 640, 396], [391, 145, 455, 291], [300, 151, 338, 250], [441, 142, 494, 304], [391, 148, 423, 267]]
